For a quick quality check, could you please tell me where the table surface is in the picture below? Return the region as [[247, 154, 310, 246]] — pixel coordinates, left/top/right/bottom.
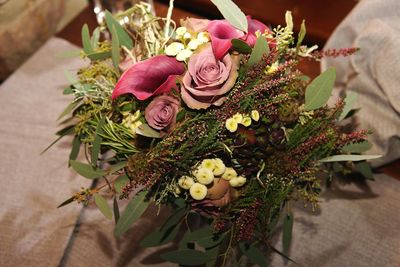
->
[[56, 1, 399, 180]]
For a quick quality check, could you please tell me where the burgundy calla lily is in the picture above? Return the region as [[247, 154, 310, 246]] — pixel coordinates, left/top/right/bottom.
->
[[207, 20, 245, 59], [112, 55, 185, 101], [242, 16, 270, 47]]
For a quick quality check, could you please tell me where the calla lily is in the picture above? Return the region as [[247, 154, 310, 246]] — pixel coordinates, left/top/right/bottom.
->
[[242, 16, 270, 47], [207, 20, 245, 59], [112, 55, 185, 101]]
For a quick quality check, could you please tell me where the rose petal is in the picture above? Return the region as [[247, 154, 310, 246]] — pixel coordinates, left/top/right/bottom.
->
[[207, 20, 244, 59], [112, 55, 185, 101]]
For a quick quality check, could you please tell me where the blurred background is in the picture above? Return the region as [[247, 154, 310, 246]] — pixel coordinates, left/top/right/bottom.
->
[[0, 0, 358, 82]]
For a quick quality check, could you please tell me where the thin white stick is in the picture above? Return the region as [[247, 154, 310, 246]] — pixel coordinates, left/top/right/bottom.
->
[[164, 0, 174, 39]]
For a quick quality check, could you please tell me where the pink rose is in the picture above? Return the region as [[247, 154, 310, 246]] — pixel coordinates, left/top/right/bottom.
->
[[181, 44, 240, 110], [145, 94, 180, 133], [112, 55, 185, 101]]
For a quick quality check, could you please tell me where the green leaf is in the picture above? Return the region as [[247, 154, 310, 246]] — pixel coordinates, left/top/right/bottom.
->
[[57, 196, 75, 208], [160, 249, 215, 266], [114, 190, 150, 236], [140, 222, 181, 247], [210, 0, 248, 32], [91, 117, 106, 167], [282, 212, 294, 254], [63, 70, 79, 85], [114, 174, 130, 194], [319, 154, 381, 163], [108, 161, 127, 174], [355, 161, 374, 180], [81, 24, 94, 54], [176, 109, 186, 122], [69, 135, 81, 162], [113, 196, 120, 223], [63, 86, 73, 95], [205, 245, 220, 267], [239, 242, 268, 267], [304, 68, 336, 111], [94, 194, 113, 219], [342, 140, 372, 154], [136, 123, 161, 138], [56, 124, 75, 136], [296, 20, 306, 53], [91, 27, 100, 49], [339, 91, 358, 121], [105, 10, 133, 49], [69, 160, 106, 179], [161, 207, 187, 232], [87, 51, 112, 61], [248, 35, 270, 66], [111, 24, 120, 69], [184, 226, 213, 242], [197, 232, 226, 249], [231, 38, 252, 54]]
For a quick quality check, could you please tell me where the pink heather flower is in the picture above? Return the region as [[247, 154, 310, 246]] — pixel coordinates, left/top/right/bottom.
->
[[145, 94, 180, 133], [112, 55, 185, 101], [181, 44, 240, 110], [181, 17, 210, 32]]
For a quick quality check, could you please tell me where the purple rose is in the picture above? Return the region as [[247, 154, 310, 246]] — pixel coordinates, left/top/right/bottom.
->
[[145, 95, 180, 133], [181, 44, 240, 110]]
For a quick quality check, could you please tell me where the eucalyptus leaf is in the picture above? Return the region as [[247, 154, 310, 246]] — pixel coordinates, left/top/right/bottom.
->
[[57, 196, 76, 208], [69, 160, 106, 179], [239, 242, 268, 267], [160, 249, 215, 266], [114, 190, 150, 236], [105, 10, 133, 49], [91, 117, 106, 167], [108, 161, 127, 174], [342, 140, 372, 154], [114, 174, 129, 194], [63, 86, 73, 95], [282, 212, 294, 254], [69, 135, 81, 162], [296, 20, 306, 53], [91, 27, 100, 49], [304, 68, 336, 111], [111, 25, 120, 69], [63, 70, 78, 85], [210, 0, 248, 32], [248, 35, 270, 66], [355, 161, 374, 180], [197, 232, 226, 249], [87, 51, 112, 61], [136, 123, 161, 138], [140, 222, 181, 247], [58, 101, 80, 121], [231, 39, 252, 54], [205, 245, 220, 267], [319, 154, 381, 163], [94, 194, 113, 219], [338, 91, 358, 121], [113, 196, 120, 223], [56, 125, 75, 136], [81, 24, 94, 54]]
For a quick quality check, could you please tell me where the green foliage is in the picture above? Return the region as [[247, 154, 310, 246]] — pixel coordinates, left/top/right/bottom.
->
[[94, 194, 113, 219], [81, 24, 94, 54], [231, 39, 252, 54], [282, 212, 294, 254], [69, 160, 106, 179], [342, 140, 372, 153], [210, 0, 248, 32], [114, 190, 150, 236], [304, 68, 336, 110], [239, 242, 268, 267], [248, 35, 270, 66], [104, 10, 133, 49], [160, 249, 216, 266], [339, 91, 357, 120], [319, 154, 381, 162]]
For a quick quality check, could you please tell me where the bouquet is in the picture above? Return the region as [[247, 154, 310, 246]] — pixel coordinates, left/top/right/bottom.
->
[[52, 0, 379, 265]]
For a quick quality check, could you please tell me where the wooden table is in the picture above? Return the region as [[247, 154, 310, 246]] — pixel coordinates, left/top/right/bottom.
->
[[56, 0, 399, 179]]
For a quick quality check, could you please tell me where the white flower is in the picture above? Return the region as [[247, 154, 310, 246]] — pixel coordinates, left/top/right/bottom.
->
[[174, 186, 182, 195], [232, 113, 243, 123], [190, 183, 207, 200], [165, 42, 185, 56], [176, 49, 193, 61], [229, 176, 247, 187], [213, 158, 226, 176], [175, 26, 187, 36], [188, 39, 200, 50], [178, 176, 194, 190], [251, 110, 260, 122], [241, 116, 252, 127], [195, 168, 214, 185], [201, 159, 215, 170], [221, 167, 237, 181], [225, 118, 238, 132], [183, 32, 192, 39], [197, 32, 209, 43]]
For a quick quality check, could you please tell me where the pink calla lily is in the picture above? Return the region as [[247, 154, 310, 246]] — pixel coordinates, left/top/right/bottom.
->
[[207, 20, 245, 59], [242, 16, 270, 47], [112, 55, 185, 101]]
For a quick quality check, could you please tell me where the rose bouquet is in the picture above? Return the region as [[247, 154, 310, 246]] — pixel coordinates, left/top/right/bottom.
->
[[52, 0, 379, 266]]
